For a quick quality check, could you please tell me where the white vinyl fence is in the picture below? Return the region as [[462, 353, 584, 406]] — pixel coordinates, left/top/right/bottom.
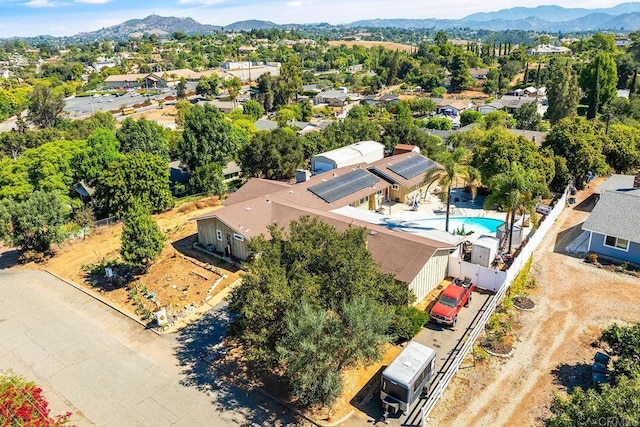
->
[[414, 186, 570, 425]]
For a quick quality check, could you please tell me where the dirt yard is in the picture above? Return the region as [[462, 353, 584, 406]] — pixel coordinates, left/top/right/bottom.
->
[[429, 179, 640, 426], [27, 197, 241, 330]]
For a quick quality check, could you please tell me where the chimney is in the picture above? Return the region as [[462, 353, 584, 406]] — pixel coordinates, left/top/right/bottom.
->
[[634, 171, 640, 188]]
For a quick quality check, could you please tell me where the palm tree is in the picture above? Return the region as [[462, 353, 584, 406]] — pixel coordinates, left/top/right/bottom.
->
[[423, 147, 478, 232], [484, 162, 546, 253]]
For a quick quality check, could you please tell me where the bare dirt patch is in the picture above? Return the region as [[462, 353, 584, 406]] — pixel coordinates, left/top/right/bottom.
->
[[27, 196, 240, 329], [429, 178, 640, 426], [328, 40, 415, 53]]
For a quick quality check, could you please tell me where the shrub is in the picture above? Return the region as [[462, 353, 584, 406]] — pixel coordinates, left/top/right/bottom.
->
[[586, 252, 599, 264], [390, 306, 429, 342]]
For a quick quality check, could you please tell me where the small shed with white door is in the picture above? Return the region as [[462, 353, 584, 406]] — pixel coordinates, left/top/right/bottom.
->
[[471, 235, 500, 267]]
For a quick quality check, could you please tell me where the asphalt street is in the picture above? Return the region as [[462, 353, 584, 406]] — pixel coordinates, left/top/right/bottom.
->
[[0, 269, 298, 426]]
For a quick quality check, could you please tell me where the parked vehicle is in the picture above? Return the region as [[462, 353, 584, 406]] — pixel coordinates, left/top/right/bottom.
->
[[380, 341, 437, 416], [429, 277, 475, 327]]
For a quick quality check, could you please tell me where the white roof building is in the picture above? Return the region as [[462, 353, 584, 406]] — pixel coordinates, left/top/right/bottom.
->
[[311, 141, 385, 174]]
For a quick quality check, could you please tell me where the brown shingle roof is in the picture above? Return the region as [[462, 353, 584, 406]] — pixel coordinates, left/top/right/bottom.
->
[[193, 162, 455, 283], [223, 178, 292, 206]]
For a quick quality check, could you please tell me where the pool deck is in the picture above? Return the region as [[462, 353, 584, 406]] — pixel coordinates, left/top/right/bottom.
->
[[331, 188, 510, 244]]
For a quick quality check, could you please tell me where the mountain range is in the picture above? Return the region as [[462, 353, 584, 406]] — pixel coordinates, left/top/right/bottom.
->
[[33, 3, 640, 41]]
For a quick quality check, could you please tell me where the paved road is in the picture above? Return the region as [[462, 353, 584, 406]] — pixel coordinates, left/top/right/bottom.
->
[[0, 270, 298, 426]]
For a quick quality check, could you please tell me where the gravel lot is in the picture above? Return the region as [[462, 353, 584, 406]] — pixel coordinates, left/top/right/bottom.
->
[[429, 179, 640, 426]]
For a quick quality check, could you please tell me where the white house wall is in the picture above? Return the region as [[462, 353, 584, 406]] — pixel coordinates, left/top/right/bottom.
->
[[409, 249, 451, 303]]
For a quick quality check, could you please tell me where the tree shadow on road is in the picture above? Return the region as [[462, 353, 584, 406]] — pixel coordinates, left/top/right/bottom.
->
[[0, 247, 20, 269], [173, 306, 296, 425], [551, 362, 592, 392]]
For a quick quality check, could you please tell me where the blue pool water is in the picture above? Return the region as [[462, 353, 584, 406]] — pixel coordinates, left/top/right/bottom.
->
[[390, 216, 504, 235]]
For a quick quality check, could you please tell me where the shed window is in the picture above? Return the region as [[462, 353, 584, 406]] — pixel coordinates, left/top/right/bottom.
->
[[216, 230, 223, 241], [233, 233, 244, 242], [604, 235, 629, 251]]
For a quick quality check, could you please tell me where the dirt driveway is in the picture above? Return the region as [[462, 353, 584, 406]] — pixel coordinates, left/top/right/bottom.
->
[[429, 179, 640, 426]]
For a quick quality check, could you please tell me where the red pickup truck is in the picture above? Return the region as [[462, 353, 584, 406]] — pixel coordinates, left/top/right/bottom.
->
[[430, 277, 475, 327]]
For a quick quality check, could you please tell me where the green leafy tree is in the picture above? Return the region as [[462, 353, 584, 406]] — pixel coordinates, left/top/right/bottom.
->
[[382, 119, 442, 157], [0, 139, 87, 203], [301, 99, 313, 121], [256, 72, 274, 112], [542, 117, 608, 187], [426, 117, 452, 130], [176, 78, 188, 100], [423, 147, 477, 232], [195, 74, 220, 98], [188, 163, 226, 196], [484, 110, 515, 129], [228, 216, 409, 365], [579, 52, 618, 119], [472, 127, 554, 189], [27, 85, 65, 128], [277, 297, 391, 407], [222, 76, 242, 101], [94, 152, 173, 218], [460, 110, 483, 127], [116, 118, 169, 159], [75, 128, 121, 186], [513, 101, 542, 131], [546, 58, 581, 124], [275, 108, 296, 128], [242, 99, 264, 121], [603, 124, 640, 173], [238, 128, 304, 180], [179, 104, 247, 172], [73, 205, 95, 240], [449, 53, 472, 93], [484, 162, 546, 252], [120, 206, 165, 268], [5, 191, 67, 253]]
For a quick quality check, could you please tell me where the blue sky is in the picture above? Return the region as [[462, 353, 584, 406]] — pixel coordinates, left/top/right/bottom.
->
[[0, 0, 628, 38]]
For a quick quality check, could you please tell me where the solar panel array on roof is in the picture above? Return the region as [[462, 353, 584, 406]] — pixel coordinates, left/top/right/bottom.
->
[[308, 169, 379, 203], [387, 156, 438, 180]]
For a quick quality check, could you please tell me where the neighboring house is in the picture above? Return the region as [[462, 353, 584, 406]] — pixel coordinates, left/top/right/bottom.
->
[[367, 153, 440, 204], [436, 99, 473, 117], [498, 95, 538, 114], [469, 68, 489, 80], [311, 140, 385, 174], [74, 180, 95, 204], [314, 89, 358, 107], [477, 100, 504, 115], [392, 144, 420, 156], [347, 64, 364, 73], [583, 178, 640, 265], [105, 72, 152, 89], [223, 161, 242, 182], [192, 160, 455, 302], [506, 129, 547, 146], [526, 45, 571, 55]]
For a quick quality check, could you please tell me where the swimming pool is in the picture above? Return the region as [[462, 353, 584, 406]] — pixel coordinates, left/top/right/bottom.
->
[[389, 216, 504, 235]]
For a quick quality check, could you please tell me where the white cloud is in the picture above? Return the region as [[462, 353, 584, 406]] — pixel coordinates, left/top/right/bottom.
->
[[75, 0, 112, 4], [177, 0, 228, 5], [24, 0, 65, 7], [287, 1, 303, 6]]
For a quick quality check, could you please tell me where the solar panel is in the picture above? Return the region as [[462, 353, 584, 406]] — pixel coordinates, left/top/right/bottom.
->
[[387, 156, 438, 180], [308, 169, 380, 203]]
